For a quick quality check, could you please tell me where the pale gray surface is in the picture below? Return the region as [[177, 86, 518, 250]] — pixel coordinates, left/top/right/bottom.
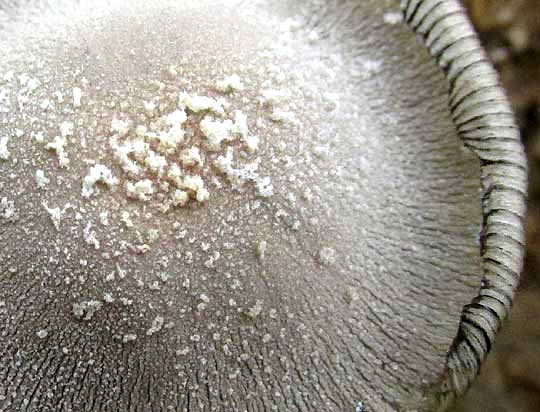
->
[[0, 0, 524, 411]]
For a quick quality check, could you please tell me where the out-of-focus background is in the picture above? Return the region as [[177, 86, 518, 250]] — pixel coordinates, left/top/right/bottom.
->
[[450, 1, 540, 411]]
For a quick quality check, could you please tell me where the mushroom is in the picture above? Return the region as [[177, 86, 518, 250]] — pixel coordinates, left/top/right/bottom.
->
[[0, 0, 526, 411]]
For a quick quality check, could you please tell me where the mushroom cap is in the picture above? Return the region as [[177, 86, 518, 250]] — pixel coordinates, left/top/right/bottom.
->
[[0, 0, 526, 411]]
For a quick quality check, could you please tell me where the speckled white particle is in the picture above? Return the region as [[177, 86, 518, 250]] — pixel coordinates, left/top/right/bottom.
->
[[121, 211, 134, 228], [256, 240, 267, 261], [319, 247, 336, 266], [126, 179, 154, 201], [36, 329, 48, 339], [122, 334, 137, 343], [82, 164, 118, 197], [270, 110, 295, 123], [72, 300, 103, 321], [255, 176, 273, 197], [307, 30, 319, 42], [42, 203, 63, 230], [383, 11, 403, 25], [146, 316, 165, 336], [179, 146, 202, 167], [259, 89, 288, 106], [179, 92, 226, 114], [46, 136, 69, 167], [215, 74, 245, 93], [247, 300, 263, 318], [60, 121, 74, 138], [172, 189, 189, 207], [110, 118, 131, 137], [73, 87, 82, 107], [83, 222, 100, 250], [103, 293, 115, 303], [0, 136, 10, 160], [99, 211, 109, 226], [200, 116, 234, 150]]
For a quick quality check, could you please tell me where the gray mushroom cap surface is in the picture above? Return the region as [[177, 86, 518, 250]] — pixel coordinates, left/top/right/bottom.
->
[[0, 0, 526, 411]]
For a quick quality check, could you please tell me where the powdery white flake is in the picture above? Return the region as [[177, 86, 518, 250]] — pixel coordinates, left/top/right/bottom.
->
[[36, 329, 48, 339], [73, 87, 82, 107], [246, 300, 263, 318], [99, 211, 109, 226], [215, 74, 245, 93], [46, 136, 69, 167], [40, 99, 54, 110], [42, 203, 64, 231], [259, 89, 288, 106], [345, 287, 359, 304], [135, 125, 148, 138], [81, 164, 118, 197], [146, 229, 160, 243], [200, 116, 234, 150], [111, 139, 141, 175], [270, 110, 296, 124], [167, 163, 184, 187], [231, 110, 248, 137], [176, 347, 190, 356], [179, 146, 202, 167], [114, 264, 126, 280], [18, 74, 37, 89], [146, 316, 164, 336], [156, 127, 185, 154], [244, 135, 259, 152], [126, 179, 154, 202], [165, 109, 188, 126], [60, 121, 74, 138], [197, 188, 210, 203], [0, 198, 15, 220], [72, 300, 103, 321], [0, 136, 10, 160], [83, 223, 100, 250], [179, 92, 226, 115], [280, 17, 304, 32], [302, 188, 313, 202], [168, 65, 178, 76], [35, 170, 50, 188], [171, 189, 189, 207], [32, 131, 46, 144], [27, 77, 40, 93], [122, 334, 137, 343], [255, 176, 273, 197], [307, 30, 319, 42], [121, 211, 134, 228], [53, 91, 64, 102], [214, 149, 272, 196], [143, 101, 156, 117], [2, 71, 14, 82], [17, 93, 29, 110], [383, 11, 404, 25], [119, 296, 133, 306], [319, 247, 336, 266], [110, 118, 131, 137], [144, 151, 167, 175], [256, 240, 267, 261], [181, 175, 209, 202]]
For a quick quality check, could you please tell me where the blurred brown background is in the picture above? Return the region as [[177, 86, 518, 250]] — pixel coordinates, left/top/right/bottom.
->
[[450, 1, 540, 411]]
